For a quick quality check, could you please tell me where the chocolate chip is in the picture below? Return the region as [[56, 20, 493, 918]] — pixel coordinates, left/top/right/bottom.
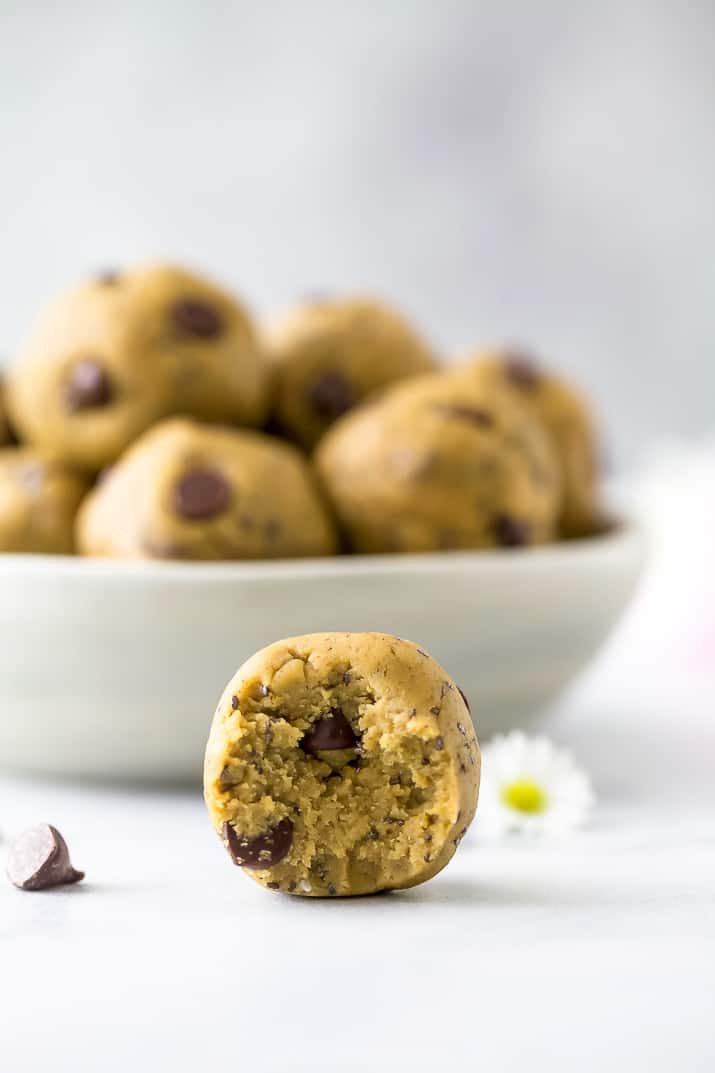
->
[[504, 353, 541, 389], [258, 684, 270, 698], [440, 681, 453, 698], [65, 360, 113, 412], [367, 828, 379, 841], [458, 687, 471, 714], [424, 853, 432, 863], [341, 672, 351, 685], [301, 709, 358, 753], [494, 515, 531, 547], [327, 884, 337, 896], [219, 766, 235, 790], [435, 737, 444, 751], [430, 706, 441, 716], [231, 695, 239, 710], [288, 881, 297, 891], [308, 371, 355, 420], [171, 298, 224, 338], [174, 467, 231, 520], [267, 881, 280, 890], [6, 824, 84, 891], [433, 403, 493, 427], [221, 817, 293, 869]]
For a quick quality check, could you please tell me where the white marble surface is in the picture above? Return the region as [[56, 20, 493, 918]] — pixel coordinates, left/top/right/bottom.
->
[[1, 521, 714, 1071]]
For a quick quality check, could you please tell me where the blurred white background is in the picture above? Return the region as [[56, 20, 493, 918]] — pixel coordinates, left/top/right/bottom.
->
[[0, 0, 712, 464]]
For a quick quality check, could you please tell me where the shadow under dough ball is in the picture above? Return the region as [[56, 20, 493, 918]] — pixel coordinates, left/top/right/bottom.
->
[[204, 632, 480, 897]]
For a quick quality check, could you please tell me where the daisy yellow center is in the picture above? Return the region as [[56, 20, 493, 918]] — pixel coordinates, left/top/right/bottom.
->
[[502, 779, 547, 813]]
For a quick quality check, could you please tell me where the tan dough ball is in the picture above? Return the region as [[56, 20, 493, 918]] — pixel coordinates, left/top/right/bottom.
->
[[77, 418, 337, 560], [120, 264, 270, 428], [0, 448, 89, 554], [7, 264, 270, 472], [204, 632, 479, 897], [315, 372, 560, 553], [461, 350, 601, 537], [265, 295, 436, 449]]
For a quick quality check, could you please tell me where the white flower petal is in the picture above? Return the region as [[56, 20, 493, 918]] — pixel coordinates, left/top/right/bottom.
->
[[475, 730, 594, 838]]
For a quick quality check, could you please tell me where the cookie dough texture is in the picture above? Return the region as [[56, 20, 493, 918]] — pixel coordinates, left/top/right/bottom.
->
[[7, 264, 270, 471], [462, 351, 601, 537], [0, 448, 88, 553], [77, 418, 337, 560], [265, 296, 436, 449], [204, 633, 479, 897], [315, 373, 560, 553]]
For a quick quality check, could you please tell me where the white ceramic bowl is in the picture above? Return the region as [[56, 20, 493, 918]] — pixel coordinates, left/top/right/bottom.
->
[[0, 521, 644, 781]]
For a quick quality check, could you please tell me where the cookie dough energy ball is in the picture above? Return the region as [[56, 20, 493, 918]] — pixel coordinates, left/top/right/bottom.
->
[[204, 633, 479, 896], [265, 296, 436, 449], [462, 351, 601, 538], [7, 264, 270, 472], [77, 418, 337, 560], [0, 449, 88, 553], [315, 373, 560, 553]]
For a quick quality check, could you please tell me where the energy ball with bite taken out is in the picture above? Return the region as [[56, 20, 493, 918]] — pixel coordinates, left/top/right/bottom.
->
[[460, 350, 602, 538], [76, 418, 337, 560], [7, 263, 270, 472], [315, 373, 560, 553], [204, 632, 479, 896], [0, 448, 89, 553], [264, 295, 436, 449]]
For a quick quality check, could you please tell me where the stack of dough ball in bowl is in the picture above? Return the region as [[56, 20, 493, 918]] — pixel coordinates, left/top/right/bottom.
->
[[0, 261, 603, 560]]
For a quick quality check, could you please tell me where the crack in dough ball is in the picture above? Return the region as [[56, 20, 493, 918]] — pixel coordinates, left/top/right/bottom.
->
[[204, 633, 480, 896], [315, 372, 560, 553], [264, 296, 436, 449], [7, 264, 271, 472], [76, 418, 337, 560]]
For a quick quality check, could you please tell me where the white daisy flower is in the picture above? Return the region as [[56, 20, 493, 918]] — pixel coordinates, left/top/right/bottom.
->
[[476, 731, 594, 837]]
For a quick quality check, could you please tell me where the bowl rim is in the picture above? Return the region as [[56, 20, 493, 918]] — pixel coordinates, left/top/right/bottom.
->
[[0, 516, 645, 584]]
